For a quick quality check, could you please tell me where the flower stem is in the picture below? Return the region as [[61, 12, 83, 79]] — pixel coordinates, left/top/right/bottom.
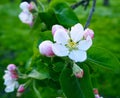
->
[[84, 0, 96, 29]]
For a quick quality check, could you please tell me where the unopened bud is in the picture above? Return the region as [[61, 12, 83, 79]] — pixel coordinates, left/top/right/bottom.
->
[[29, 2, 36, 11], [93, 88, 99, 94], [84, 28, 94, 39], [7, 64, 17, 71], [72, 63, 84, 78], [17, 85, 25, 93], [52, 24, 66, 35], [16, 85, 25, 97], [39, 40, 55, 57]]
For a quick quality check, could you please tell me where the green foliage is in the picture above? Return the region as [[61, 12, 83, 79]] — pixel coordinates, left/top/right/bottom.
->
[[87, 47, 120, 72], [79, 65, 95, 98], [50, 1, 79, 27], [60, 66, 85, 98]]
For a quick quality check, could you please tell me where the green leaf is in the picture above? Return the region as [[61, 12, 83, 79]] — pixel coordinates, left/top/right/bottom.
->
[[50, 1, 79, 27], [28, 69, 50, 80], [53, 62, 65, 72], [60, 66, 85, 98], [39, 11, 58, 29], [87, 47, 120, 72], [79, 65, 95, 98], [33, 80, 42, 98]]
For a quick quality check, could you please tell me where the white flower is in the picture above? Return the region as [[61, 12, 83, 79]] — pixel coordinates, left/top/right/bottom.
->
[[19, 11, 33, 25], [19, 2, 36, 25], [52, 23, 92, 62], [3, 64, 19, 93], [39, 40, 55, 57]]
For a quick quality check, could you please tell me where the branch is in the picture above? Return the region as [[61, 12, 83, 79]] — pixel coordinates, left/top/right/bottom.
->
[[84, 0, 96, 29], [71, 0, 86, 9]]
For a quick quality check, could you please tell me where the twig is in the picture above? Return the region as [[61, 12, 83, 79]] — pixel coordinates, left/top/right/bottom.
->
[[84, 0, 96, 29], [71, 0, 86, 9]]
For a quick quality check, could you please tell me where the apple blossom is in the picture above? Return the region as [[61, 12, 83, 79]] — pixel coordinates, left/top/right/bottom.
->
[[39, 40, 55, 57], [84, 28, 94, 39], [72, 63, 84, 78], [19, 1, 36, 25], [3, 64, 19, 93], [52, 23, 93, 62]]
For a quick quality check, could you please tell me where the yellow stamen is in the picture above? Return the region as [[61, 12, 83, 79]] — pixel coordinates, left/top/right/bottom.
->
[[67, 39, 77, 49]]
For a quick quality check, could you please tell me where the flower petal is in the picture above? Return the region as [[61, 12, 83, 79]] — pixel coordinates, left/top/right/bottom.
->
[[68, 50, 87, 62], [52, 43, 69, 56], [70, 23, 84, 42], [5, 81, 17, 93], [20, 2, 29, 12], [78, 36, 92, 51], [54, 29, 69, 45], [19, 11, 33, 25]]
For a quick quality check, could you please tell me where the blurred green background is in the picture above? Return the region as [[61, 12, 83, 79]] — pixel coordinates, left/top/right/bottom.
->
[[0, 0, 120, 98]]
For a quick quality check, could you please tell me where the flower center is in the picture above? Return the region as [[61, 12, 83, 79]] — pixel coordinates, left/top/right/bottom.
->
[[67, 39, 77, 49]]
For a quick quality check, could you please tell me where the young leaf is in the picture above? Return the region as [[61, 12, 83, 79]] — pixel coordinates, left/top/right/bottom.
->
[[50, 1, 80, 27], [28, 69, 50, 80], [87, 47, 120, 72], [60, 66, 85, 98]]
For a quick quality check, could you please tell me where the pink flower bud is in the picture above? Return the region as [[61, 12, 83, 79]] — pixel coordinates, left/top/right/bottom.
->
[[29, 2, 36, 11], [93, 88, 99, 94], [7, 64, 16, 71], [84, 28, 94, 39], [52, 24, 66, 35], [16, 85, 25, 97], [72, 63, 84, 78], [17, 85, 25, 93], [39, 40, 54, 57], [75, 70, 84, 78]]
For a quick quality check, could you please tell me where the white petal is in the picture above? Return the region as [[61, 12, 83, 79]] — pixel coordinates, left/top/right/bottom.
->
[[68, 50, 87, 62], [20, 2, 29, 11], [5, 82, 15, 93], [52, 43, 69, 56], [70, 23, 84, 42], [54, 29, 69, 45], [19, 11, 33, 24], [78, 36, 92, 51]]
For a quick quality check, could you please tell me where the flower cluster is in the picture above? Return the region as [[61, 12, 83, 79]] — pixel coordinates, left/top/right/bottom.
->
[[3, 64, 25, 97], [39, 23, 94, 78], [19, 1, 36, 25], [3, 64, 19, 93]]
